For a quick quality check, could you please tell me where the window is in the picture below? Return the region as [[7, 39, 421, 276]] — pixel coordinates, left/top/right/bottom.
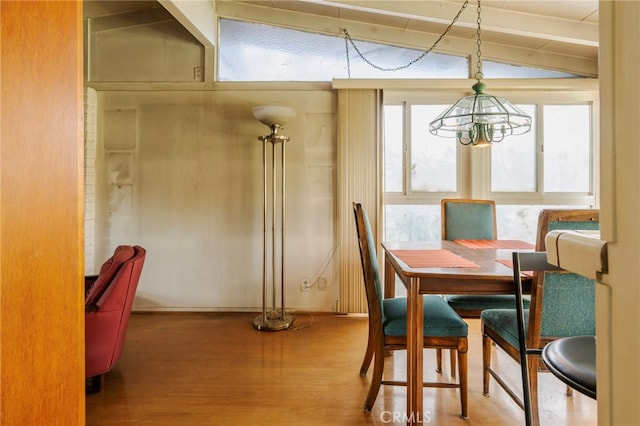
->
[[410, 105, 458, 193], [383, 89, 598, 243], [219, 19, 468, 81], [218, 19, 582, 82], [542, 105, 592, 192], [483, 61, 579, 79], [490, 105, 537, 192]]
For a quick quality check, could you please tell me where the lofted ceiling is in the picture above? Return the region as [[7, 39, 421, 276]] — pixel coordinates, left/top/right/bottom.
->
[[84, 0, 599, 75]]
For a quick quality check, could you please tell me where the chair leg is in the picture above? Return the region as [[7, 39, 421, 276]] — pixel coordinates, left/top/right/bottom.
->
[[482, 334, 492, 395], [86, 375, 102, 393], [364, 346, 385, 412], [450, 349, 457, 378], [436, 349, 443, 373], [457, 346, 468, 419], [566, 385, 573, 396], [360, 330, 375, 375], [527, 354, 540, 426]]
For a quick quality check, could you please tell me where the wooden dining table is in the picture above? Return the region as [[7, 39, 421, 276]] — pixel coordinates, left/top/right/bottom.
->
[[381, 239, 535, 425]]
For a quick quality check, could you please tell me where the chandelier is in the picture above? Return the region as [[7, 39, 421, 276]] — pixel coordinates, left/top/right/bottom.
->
[[428, 0, 532, 146]]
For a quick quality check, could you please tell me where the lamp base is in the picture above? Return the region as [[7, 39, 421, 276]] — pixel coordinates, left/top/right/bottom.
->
[[253, 312, 294, 331]]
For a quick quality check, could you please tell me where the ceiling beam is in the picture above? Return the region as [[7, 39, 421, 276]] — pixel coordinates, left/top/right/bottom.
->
[[158, 0, 217, 46], [302, 0, 598, 46]]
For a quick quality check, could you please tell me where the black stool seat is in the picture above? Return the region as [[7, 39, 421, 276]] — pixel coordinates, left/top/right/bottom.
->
[[541, 335, 596, 399]]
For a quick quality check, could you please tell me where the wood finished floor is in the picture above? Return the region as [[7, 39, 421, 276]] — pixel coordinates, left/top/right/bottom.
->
[[86, 312, 596, 425]]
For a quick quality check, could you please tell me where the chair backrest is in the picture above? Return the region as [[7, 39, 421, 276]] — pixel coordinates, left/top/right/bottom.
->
[[535, 209, 600, 251], [97, 245, 146, 311], [85, 245, 136, 306], [353, 203, 385, 331], [441, 198, 497, 240], [528, 209, 599, 346]]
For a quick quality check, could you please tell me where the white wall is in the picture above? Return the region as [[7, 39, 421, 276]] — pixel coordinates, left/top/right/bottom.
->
[[87, 11, 204, 83], [84, 87, 97, 274], [94, 89, 338, 312]]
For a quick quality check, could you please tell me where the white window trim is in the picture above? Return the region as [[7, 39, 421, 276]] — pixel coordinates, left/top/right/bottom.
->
[[377, 78, 599, 209]]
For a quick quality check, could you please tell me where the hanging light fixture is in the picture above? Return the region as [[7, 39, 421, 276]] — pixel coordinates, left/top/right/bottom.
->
[[429, 0, 532, 147]]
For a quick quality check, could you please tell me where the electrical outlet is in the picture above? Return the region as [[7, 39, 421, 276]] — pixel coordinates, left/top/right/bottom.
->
[[300, 278, 311, 292], [193, 66, 202, 80]]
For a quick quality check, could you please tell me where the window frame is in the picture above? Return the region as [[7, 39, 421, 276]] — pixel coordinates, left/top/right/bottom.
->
[[384, 90, 473, 205], [383, 84, 600, 209]]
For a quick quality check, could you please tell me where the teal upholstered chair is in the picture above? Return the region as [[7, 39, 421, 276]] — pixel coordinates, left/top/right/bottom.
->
[[441, 199, 529, 318], [439, 199, 528, 375], [353, 202, 469, 418], [514, 253, 597, 425], [481, 209, 599, 426]]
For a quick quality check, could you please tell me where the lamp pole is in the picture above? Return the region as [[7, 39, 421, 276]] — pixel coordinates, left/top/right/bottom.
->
[[253, 121, 294, 331]]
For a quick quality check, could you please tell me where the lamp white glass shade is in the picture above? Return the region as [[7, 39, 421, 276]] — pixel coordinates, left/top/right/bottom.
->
[[252, 106, 297, 127]]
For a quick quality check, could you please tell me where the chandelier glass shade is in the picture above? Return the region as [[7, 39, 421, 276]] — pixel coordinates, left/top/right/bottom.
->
[[428, 0, 532, 146], [429, 81, 532, 146]]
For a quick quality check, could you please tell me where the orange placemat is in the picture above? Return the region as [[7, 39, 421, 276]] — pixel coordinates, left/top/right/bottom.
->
[[495, 259, 534, 277], [455, 239, 535, 249], [390, 249, 480, 268]]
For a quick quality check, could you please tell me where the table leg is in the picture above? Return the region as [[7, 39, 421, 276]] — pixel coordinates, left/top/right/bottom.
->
[[384, 252, 396, 298], [406, 276, 424, 425]]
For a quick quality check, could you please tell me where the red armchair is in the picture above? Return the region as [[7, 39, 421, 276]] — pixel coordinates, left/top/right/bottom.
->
[[85, 245, 146, 392]]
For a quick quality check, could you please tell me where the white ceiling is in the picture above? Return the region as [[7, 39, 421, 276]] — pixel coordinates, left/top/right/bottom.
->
[[84, 0, 599, 74], [235, 1, 598, 54]]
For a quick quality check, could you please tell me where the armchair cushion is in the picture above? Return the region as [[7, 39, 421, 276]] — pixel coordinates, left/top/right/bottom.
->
[[85, 245, 135, 306]]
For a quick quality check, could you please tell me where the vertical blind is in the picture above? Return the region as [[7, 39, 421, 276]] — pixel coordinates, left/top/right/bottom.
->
[[336, 89, 382, 313]]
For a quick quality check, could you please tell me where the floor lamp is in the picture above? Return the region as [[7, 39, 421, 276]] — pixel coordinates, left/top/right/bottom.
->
[[252, 106, 296, 331]]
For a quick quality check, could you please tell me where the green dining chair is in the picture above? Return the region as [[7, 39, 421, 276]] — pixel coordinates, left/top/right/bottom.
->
[[438, 199, 528, 377], [353, 202, 469, 418], [481, 209, 599, 426], [441, 198, 528, 318]]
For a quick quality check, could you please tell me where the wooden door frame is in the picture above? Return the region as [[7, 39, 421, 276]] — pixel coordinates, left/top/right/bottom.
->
[[1, 2, 85, 424]]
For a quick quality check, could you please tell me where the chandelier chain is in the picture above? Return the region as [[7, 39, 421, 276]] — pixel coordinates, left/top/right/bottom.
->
[[429, 0, 533, 146], [344, 33, 352, 78], [475, 0, 483, 81], [343, 0, 469, 74]]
